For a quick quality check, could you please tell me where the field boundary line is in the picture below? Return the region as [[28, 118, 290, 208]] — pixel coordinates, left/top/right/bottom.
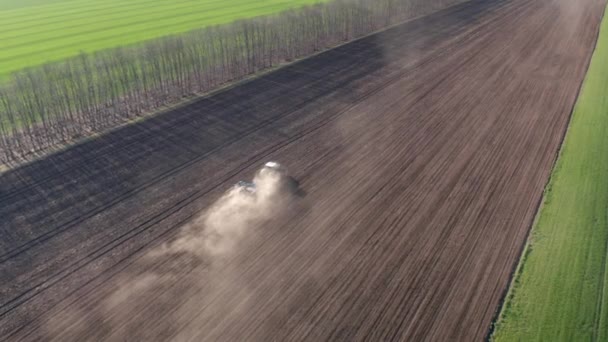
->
[[486, 0, 608, 340]]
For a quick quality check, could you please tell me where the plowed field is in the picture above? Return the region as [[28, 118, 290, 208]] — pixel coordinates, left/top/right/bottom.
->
[[0, 0, 605, 340]]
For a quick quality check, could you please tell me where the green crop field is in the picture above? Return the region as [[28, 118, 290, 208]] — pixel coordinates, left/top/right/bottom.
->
[[492, 6, 608, 342], [0, 0, 325, 78]]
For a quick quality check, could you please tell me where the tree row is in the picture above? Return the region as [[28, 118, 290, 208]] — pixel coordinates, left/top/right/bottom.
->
[[0, 0, 465, 162]]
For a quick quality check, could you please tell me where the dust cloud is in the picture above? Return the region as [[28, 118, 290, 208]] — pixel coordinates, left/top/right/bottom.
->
[[156, 168, 285, 259], [43, 166, 290, 340]]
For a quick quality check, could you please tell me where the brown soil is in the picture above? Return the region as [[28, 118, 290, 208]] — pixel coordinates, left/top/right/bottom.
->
[[0, 0, 605, 340]]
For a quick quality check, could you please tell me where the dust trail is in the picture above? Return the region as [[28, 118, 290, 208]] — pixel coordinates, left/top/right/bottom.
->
[[44, 166, 290, 340], [155, 168, 285, 259]]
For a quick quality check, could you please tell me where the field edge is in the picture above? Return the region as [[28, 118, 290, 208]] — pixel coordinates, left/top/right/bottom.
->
[[490, 1, 608, 340]]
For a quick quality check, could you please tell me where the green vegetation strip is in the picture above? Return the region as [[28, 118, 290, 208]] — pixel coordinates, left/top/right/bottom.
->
[[0, 0, 326, 77], [492, 5, 608, 342]]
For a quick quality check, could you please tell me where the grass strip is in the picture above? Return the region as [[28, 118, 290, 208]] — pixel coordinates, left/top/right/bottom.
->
[[0, 0, 326, 77], [492, 3, 608, 341]]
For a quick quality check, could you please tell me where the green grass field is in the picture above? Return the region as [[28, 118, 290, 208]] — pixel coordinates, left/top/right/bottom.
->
[[492, 6, 608, 341], [0, 0, 325, 78]]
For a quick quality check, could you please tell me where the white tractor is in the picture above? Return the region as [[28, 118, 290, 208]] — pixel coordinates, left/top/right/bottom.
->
[[235, 161, 299, 195], [258, 161, 288, 178]]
